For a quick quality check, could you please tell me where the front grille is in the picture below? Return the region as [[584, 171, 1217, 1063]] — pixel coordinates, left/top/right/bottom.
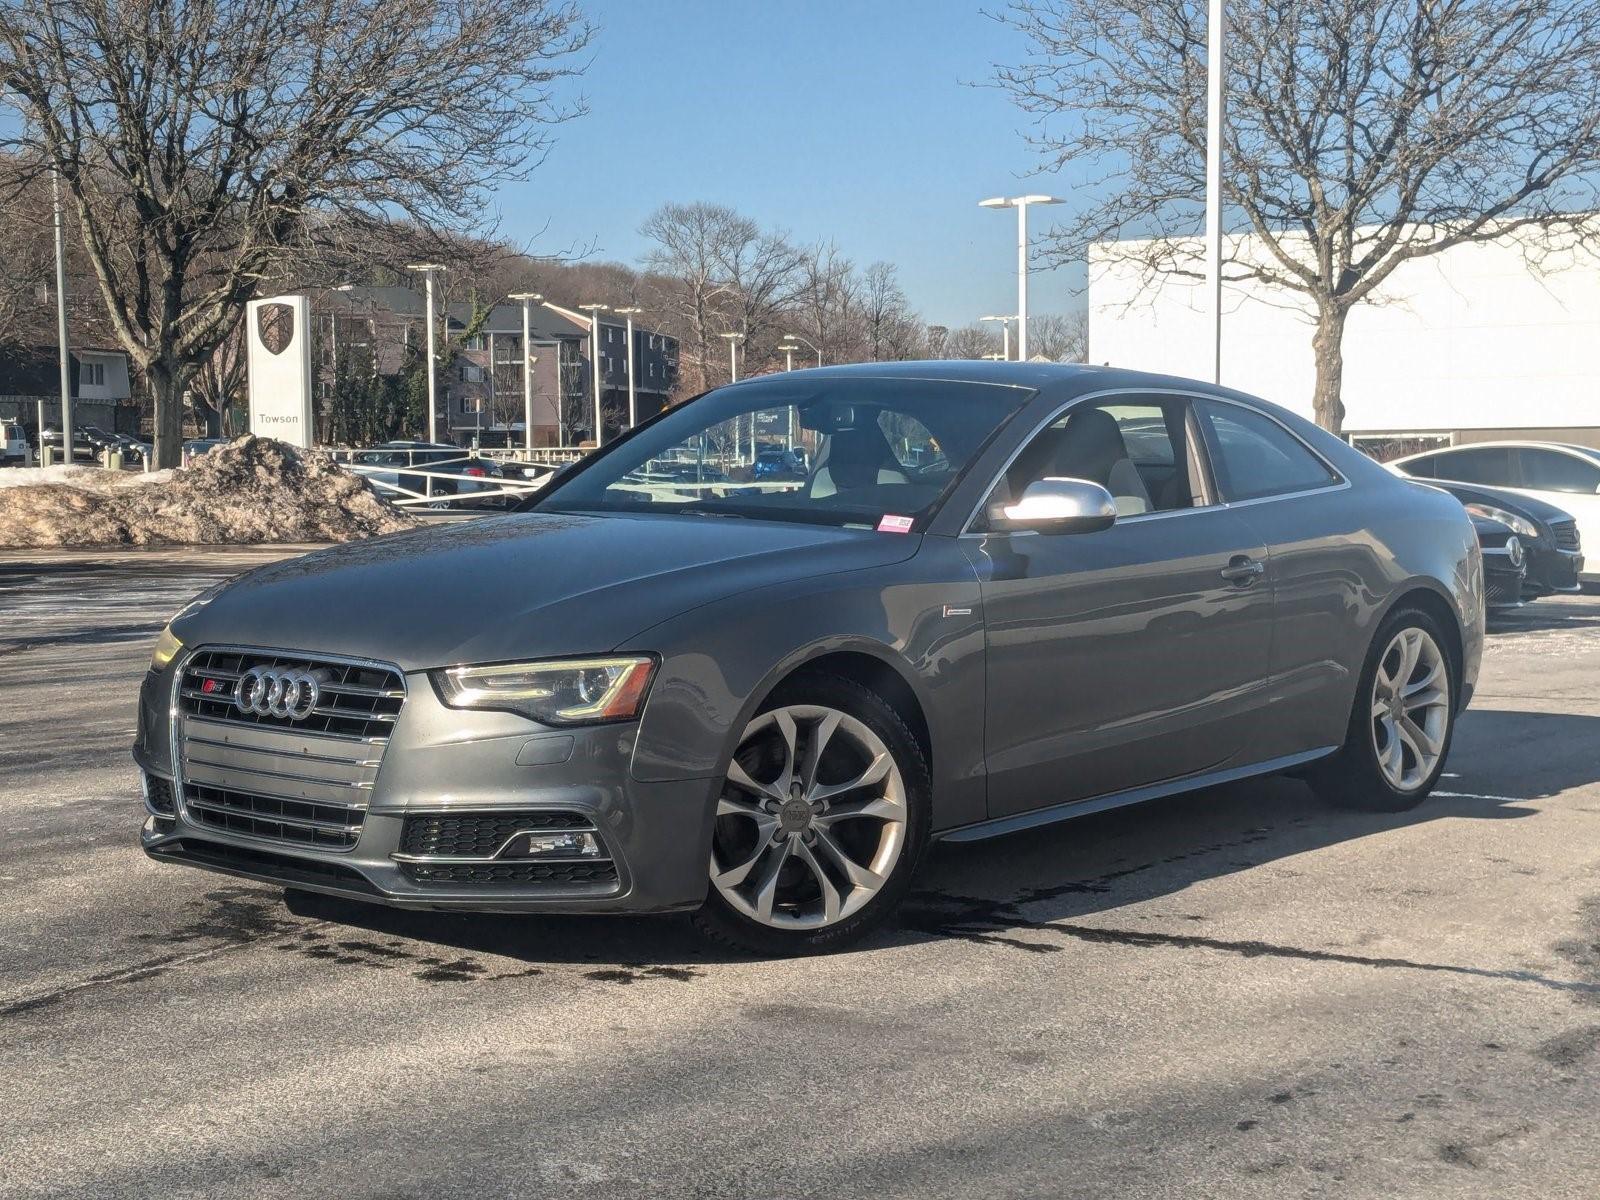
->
[[1551, 519, 1581, 552], [1485, 572, 1524, 607], [185, 782, 366, 849], [400, 810, 594, 858], [401, 861, 619, 885], [175, 647, 403, 853], [179, 648, 404, 741]]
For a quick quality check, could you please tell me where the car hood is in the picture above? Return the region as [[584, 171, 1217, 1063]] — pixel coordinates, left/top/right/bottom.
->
[[173, 512, 921, 671]]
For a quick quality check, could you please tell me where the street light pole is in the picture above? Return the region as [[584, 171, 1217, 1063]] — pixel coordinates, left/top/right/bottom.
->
[[979, 195, 1061, 361], [508, 293, 543, 453], [1205, 0, 1227, 384], [51, 162, 71, 461], [719, 331, 744, 459], [980, 315, 1016, 361], [783, 333, 822, 368], [578, 303, 609, 446], [405, 264, 446, 441], [614, 306, 642, 427]]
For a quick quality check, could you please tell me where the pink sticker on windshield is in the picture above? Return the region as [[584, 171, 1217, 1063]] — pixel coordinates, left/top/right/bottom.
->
[[877, 514, 915, 534]]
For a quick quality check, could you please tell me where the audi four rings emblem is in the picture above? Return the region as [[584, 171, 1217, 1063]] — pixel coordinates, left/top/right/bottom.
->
[[235, 666, 322, 720]]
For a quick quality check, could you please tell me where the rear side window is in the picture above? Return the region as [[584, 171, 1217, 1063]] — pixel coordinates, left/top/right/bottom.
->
[[1198, 402, 1339, 502], [1395, 454, 1438, 478], [1516, 448, 1600, 494], [1429, 446, 1513, 486]]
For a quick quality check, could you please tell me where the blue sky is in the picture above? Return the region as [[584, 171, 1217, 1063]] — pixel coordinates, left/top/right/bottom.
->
[[496, 0, 1085, 327]]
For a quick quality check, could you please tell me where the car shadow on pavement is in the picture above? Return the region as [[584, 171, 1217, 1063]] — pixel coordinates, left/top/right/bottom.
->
[[277, 707, 1599, 968]]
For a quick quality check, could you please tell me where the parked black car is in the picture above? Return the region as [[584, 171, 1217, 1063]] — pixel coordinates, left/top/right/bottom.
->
[[1417, 480, 1582, 597], [350, 440, 508, 508], [1470, 514, 1527, 609]]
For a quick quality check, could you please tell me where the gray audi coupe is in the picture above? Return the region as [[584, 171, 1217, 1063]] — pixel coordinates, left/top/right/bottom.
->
[[136, 362, 1483, 953]]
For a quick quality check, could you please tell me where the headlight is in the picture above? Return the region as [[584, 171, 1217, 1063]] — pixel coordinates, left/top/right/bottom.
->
[[150, 625, 184, 671], [1464, 503, 1537, 540], [433, 656, 657, 725]]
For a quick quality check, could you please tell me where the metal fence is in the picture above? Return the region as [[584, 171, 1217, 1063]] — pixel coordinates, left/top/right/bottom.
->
[[321, 445, 574, 510]]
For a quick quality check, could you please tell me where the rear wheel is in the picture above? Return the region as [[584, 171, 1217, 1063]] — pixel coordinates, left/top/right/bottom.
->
[[691, 674, 930, 955], [1311, 607, 1457, 811]]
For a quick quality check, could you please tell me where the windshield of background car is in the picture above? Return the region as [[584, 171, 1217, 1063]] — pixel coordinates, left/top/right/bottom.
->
[[536, 377, 1034, 528]]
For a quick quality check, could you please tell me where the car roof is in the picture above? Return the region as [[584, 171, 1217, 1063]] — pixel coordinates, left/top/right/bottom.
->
[[1395, 440, 1600, 461], [722, 359, 1246, 395]]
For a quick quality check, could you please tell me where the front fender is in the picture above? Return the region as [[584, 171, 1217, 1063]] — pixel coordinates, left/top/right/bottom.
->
[[620, 536, 987, 830]]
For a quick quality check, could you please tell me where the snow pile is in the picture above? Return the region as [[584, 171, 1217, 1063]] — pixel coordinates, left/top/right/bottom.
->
[[0, 436, 417, 548], [0, 464, 173, 491]]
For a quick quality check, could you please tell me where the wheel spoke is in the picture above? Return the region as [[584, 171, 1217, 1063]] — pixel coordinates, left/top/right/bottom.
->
[[800, 710, 842, 792], [711, 825, 777, 888], [1396, 629, 1421, 688], [717, 792, 770, 821], [772, 709, 799, 784], [814, 794, 903, 827], [813, 826, 884, 892], [726, 760, 785, 805], [808, 751, 892, 804], [1371, 697, 1390, 722], [752, 835, 794, 922], [791, 839, 843, 923], [1399, 712, 1438, 760], [1379, 717, 1404, 782], [1402, 660, 1442, 699]]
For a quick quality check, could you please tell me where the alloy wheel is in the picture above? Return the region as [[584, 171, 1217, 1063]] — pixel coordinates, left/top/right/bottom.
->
[[1369, 627, 1450, 792], [711, 704, 908, 930]]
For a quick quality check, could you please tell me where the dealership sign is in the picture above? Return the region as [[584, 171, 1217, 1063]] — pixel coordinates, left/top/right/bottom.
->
[[246, 294, 313, 448]]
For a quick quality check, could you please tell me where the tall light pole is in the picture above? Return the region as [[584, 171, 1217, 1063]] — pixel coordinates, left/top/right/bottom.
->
[[779, 342, 796, 372], [614, 306, 643, 427], [980, 314, 1017, 361], [405, 264, 446, 441], [51, 163, 71, 461], [719, 331, 745, 459], [979, 195, 1061, 361], [1205, 0, 1227, 384], [508, 292, 543, 453], [783, 333, 822, 368], [578, 303, 609, 446]]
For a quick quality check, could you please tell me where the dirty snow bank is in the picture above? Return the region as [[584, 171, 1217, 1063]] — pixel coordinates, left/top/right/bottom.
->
[[0, 436, 417, 548], [0, 464, 173, 491]]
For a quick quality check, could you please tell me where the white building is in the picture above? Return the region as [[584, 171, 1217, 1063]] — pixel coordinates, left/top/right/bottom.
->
[[1088, 222, 1600, 450]]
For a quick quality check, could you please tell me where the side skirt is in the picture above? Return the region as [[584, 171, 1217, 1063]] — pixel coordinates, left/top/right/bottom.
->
[[934, 746, 1340, 844]]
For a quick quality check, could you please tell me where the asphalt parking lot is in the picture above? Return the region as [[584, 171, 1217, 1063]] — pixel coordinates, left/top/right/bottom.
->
[[4, 549, 1600, 1199]]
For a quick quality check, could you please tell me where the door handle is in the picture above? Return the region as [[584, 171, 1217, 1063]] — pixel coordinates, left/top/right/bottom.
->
[[1220, 555, 1266, 586]]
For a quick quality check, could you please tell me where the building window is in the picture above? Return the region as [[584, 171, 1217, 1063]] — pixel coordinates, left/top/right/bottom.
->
[[82, 361, 106, 387]]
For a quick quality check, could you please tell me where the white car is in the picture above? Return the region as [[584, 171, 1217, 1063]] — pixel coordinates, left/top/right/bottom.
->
[[2, 420, 29, 466], [1389, 441, 1600, 582]]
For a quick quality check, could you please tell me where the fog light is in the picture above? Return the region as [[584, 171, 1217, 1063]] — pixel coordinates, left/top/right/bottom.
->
[[506, 831, 602, 859]]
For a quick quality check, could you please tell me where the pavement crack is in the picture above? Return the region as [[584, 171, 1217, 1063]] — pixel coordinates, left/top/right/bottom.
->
[[907, 893, 1600, 997]]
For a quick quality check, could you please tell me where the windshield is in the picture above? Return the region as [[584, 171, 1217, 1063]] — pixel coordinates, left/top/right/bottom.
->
[[535, 376, 1033, 528]]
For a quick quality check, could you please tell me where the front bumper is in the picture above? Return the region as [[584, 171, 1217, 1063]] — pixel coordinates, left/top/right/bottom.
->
[[135, 656, 719, 915], [1524, 546, 1584, 596]]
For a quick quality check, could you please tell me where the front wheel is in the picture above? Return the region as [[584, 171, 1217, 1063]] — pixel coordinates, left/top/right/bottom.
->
[[1310, 607, 1457, 811], [691, 673, 930, 955]]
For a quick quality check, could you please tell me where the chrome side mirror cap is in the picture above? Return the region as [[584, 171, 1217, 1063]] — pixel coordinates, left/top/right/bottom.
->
[[992, 477, 1118, 534]]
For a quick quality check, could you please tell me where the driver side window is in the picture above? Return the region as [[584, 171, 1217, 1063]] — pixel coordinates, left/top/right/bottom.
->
[[986, 397, 1203, 523]]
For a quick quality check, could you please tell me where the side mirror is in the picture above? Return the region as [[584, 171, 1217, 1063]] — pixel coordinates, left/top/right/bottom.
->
[[991, 477, 1118, 534]]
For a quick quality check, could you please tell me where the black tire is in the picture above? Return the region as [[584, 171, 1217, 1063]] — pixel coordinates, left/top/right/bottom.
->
[[1310, 605, 1458, 812], [691, 672, 931, 956]]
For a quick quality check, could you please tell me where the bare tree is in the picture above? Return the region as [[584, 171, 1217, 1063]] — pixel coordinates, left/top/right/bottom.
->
[[793, 242, 859, 365], [641, 203, 741, 394], [1027, 311, 1088, 362], [190, 322, 246, 436], [861, 261, 909, 362], [996, 0, 1600, 432], [942, 323, 1002, 359], [1, 0, 591, 465]]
